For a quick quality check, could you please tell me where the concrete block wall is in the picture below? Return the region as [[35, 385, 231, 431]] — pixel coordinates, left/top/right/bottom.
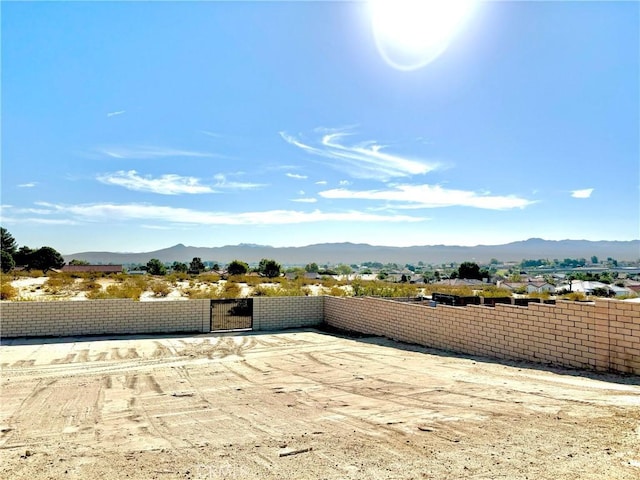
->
[[253, 296, 323, 331], [324, 296, 640, 374], [0, 299, 210, 337]]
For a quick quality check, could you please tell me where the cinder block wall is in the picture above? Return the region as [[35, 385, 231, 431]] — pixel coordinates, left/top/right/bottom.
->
[[324, 297, 640, 374], [0, 299, 210, 337], [253, 296, 323, 331]]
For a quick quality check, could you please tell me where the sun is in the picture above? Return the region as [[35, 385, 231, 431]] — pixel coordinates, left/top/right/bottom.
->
[[369, 0, 478, 71]]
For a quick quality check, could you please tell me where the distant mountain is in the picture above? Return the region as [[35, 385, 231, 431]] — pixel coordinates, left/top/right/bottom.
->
[[64, 238, 640, 266]]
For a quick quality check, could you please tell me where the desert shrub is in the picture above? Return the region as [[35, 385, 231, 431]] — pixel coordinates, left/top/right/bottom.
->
[[329, 285, 348, 297], [217, 281, 242, 299], [80, 278, 102, 292], [44, 273, 77, 294], [1, 282, 18, 300], [479, 286, 512, 298], [197, 272, 221, 284], [561, 291, 588, 302], [87, 280, 143, 300], [529, 291, 552, 300], [421, 284, 475, 297], [166, 272, 189, 284], [252, 284, 307, 297], [351, 280, 418, 298], [150, 280, 171, 297], [320, 276, 339, 288], [182, 285, 219, 299]]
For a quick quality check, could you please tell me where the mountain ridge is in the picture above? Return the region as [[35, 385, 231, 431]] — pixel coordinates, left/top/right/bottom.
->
[[64, 238, 640, 265]]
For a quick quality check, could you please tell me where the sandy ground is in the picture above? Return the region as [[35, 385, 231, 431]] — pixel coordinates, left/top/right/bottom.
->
[[6, 277, 327, 301], [1, 329, 639, 480]]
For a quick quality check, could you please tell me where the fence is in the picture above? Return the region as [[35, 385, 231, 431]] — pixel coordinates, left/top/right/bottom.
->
[[1, 296, 638, 374]]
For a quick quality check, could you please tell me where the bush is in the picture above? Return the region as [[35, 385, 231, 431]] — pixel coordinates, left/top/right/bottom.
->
[[217, 282, 242, 299], [329, 286, 348, 297], [87, 280, 143, 300], [562, 291, 588, 302], [351, 280, 418, 298], [1, 282, 18, 300], [150, 280, 171, 297], [529, 291, 552, 300], [44, 273, 77, 295], [479, 286, 512, 298]]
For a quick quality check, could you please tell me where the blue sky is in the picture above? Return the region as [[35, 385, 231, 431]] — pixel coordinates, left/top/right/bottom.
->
[[2, 1, 638, 254]]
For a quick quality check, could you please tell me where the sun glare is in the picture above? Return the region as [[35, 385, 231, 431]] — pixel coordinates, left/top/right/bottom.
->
[[369, 0, 477, 71]]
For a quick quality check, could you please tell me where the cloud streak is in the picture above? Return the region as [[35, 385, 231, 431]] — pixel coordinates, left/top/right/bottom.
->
[[97, 171, 265, 194], [96, 145, 216, 159], [34, 201, 425, 226], [97, 170, 215, 195], [319, 184, 534, 210], [280, 129, 439, 180], [286, 173, 308, 180], [106, 110, 126, 117], [18, 182, 37, 188], [571, 188, 594, 199]]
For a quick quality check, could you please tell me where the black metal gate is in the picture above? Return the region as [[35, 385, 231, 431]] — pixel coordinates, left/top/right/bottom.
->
[[210, 299, 253, 331]]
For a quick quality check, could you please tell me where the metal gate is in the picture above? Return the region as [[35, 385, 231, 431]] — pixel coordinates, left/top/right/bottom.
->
[[210, 299, 253, 331]]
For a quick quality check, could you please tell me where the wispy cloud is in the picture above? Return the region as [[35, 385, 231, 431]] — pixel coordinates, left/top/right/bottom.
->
[[96, 145, 216, 159], [571, 188, 594, 199], [97, 170, 215, 195], [18, 182, 37, 188], [35, 202, 424, 226], [286, 173, 308, 180], [319, 184, 534, 210], [97, 171, 264, 194], [106, 110, 126, 117], [315, 180, 328, 185], [212, 174, 264, 190], [198, 130, 222, 138], [280, 129, 440, 180], [291, 198, 317, 203]]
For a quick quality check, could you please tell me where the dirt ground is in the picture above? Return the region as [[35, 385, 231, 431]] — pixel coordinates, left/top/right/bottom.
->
[[1, 329, 639, 480]]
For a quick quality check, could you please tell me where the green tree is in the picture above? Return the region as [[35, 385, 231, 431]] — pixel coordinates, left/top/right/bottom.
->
[[1, 250, 15, 273], [227, 259, 249, 276], [69, 259, 90, 266], [14, 246, 34, 267], [30, 246, 65, 273], [189, 257, 206, 274], [458, 261, 481, 280], [591, 256, 599, 264], [171, 261, 188, 273], [146, 258, 167, 276], [1, 227, 18, 258], [258, 258, 282, 278], [305, 262, 319, 273], [336, 264, 352, 275]]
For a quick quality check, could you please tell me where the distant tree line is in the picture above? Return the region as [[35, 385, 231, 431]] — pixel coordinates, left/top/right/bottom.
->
[[1, 227, 65, 273]]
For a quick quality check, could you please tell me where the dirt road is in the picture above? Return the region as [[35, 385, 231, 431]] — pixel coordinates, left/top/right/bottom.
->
[[1, 329, 639, 479]]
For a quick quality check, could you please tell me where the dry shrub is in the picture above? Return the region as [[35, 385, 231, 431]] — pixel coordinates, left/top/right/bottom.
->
[[44, 273, 77, 295], [529, 291, 552, 300], [478, 285, 512, 298], [87, 280, 143, 300], [351, 280, 418, 298], [217, 282, 242, 299], [1, 282, 18, 300], [150, 280, 171, 297], [183, 285, 219, 299], [329, 286, 348, 297], [197, 272, 221, 284], [562, 291, 588, 302]]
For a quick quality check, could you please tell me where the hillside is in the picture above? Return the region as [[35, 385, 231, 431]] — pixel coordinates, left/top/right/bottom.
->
[[64, 238, 640, 266]]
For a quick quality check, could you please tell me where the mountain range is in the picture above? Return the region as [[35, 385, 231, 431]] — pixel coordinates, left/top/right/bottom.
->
[[65, 238, 640, 266]]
